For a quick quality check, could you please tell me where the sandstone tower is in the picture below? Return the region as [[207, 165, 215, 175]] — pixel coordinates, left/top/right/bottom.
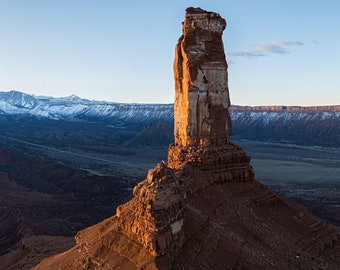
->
[[168, 8, 254, 181], [173, 7, 231, 147], [34, 8, 340, 270]]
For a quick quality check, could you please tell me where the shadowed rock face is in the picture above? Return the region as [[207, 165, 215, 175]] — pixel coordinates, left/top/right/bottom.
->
[[174, 7, 231, 147], [33, 7, 340, 270], [169, 6, 253, 186]]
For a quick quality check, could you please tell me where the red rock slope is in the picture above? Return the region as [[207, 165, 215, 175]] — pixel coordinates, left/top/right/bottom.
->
[[33, 7, 340, 270]]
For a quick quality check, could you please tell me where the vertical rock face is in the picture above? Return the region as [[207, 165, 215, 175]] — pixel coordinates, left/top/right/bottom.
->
[[169, 8, 253, 181], [174, 7, 231, 147]]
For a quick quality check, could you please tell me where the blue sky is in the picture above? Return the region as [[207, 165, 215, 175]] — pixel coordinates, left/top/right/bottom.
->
[[0, 1, 339, 105]]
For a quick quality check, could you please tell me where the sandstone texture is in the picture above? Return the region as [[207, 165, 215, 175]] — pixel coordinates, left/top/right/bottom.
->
[[33, 7, 340, 270], [174, 7, 231, 147]]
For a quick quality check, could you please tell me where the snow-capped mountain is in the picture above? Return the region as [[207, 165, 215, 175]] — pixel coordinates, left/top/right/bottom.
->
[[0, 90, 173, 124], [0, 90, 339, 146]]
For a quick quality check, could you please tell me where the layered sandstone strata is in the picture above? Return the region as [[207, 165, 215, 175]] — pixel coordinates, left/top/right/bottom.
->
[[116, 161, 185, 257]]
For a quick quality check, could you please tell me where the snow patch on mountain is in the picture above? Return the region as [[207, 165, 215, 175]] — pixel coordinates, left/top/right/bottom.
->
[[0, 90, 339, 127], [0, 90, 173, 123]]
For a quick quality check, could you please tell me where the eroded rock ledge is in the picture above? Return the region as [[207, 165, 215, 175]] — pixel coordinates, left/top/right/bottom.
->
[[112, 142, 255, 259]]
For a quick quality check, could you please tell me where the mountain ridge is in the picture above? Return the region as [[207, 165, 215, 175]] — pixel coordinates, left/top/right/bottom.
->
[[1, 90, 340, 120], [1, 90, 339, 147]]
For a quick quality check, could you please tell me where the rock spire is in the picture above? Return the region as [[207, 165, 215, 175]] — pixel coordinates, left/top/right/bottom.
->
[[174, 7, 231, 147], [33, 8, 340, 270], [168, 8, 253, 180]]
